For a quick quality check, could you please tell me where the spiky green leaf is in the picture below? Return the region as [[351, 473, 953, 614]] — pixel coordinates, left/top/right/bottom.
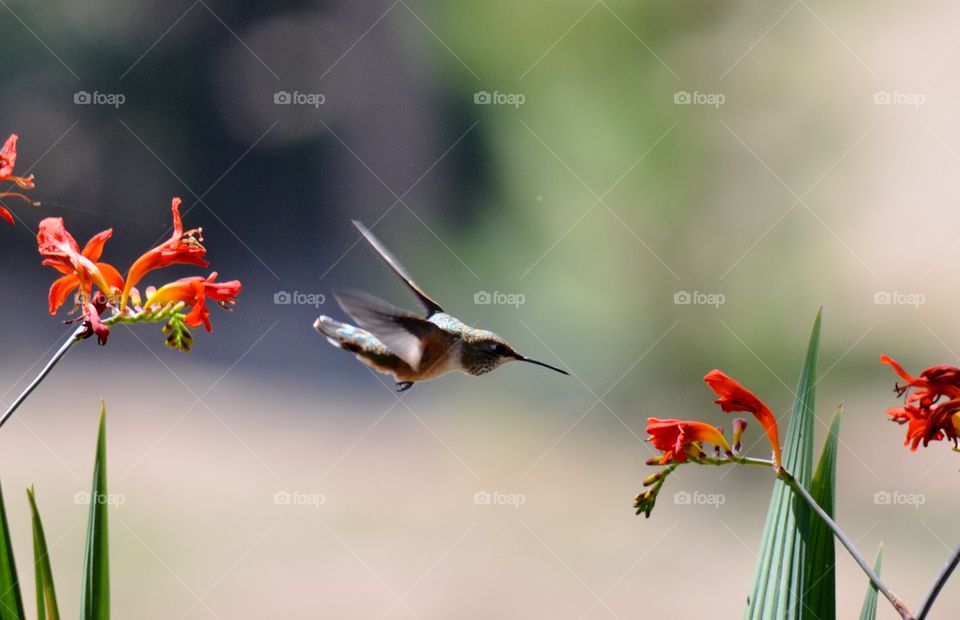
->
[[0, 482, 25, 620], [26, 488, 59, 620], [803, 407, 842, 620], [858, 545, 883, 620], [745, 310, 820, 620], [80, 404, 109, 620]]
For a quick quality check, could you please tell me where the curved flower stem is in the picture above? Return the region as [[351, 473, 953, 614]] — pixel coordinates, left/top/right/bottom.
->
[[777, 467, 915, 620], [917, 541, 960, 619], [0, 324, 86, 430], [692, 455, 914, 618]]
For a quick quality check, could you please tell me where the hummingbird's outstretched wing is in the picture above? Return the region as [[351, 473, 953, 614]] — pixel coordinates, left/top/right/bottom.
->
[[333, 289, 446, 371], [352, 220, 445, 317]]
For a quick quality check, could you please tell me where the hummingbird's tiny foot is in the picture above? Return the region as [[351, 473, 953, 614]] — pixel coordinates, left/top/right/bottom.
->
[[396, 381, 414, 392]]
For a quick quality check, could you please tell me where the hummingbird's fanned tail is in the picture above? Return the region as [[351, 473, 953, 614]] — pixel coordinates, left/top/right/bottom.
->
[[314, 316, 414, 379], [333, 289, 445, 372], [352, 220, 445, 317], [313, 316, 353, 350]]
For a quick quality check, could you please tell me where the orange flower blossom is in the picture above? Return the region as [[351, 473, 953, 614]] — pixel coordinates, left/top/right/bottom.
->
[[143, 272, 241, 332], [37, 197, 239, 349], [704, 369, 782, 467], [646, 418, 732, 464], [37, 218, 123, 313], [120, 197, 207, 308], [881, 354, 960, 451], [0, 134, 38, 225]]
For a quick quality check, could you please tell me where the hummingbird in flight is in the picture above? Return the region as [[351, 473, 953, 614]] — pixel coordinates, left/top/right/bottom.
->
[[314, 221, 569, 392]]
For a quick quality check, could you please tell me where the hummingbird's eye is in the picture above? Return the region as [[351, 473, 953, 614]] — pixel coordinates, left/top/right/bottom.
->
[[489, 343, 510, 356]]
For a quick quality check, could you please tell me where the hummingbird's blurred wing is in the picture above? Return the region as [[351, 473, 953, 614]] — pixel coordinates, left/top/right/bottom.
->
[[334, 289, 445, 371], [352, 220, 445, 317]]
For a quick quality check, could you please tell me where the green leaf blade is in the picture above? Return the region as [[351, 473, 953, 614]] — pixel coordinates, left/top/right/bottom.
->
[[80, 404, 109, 620], [859, 545, 883, 620], [745, 310, 821, 620], [26, 488, 59, 620], [0, 482, 25, 620], [803, 407, 843, 620]]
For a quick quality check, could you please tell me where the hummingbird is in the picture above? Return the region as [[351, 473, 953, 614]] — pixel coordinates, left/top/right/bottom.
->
[[314, 221, 569, 392]]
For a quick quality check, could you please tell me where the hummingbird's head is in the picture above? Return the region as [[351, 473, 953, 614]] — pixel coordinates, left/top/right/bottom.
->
[[460, 330, 569, 377]]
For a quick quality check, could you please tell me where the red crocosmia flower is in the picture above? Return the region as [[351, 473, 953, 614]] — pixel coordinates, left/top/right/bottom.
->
[[0, 134, 38, 225], [881, 354, 960, 451], [144, 272, 241, 331], [120, 197, 207, 307], [646, 418, 732, 464], [704, 369, 782, 467], [37, 218, 123, 314]]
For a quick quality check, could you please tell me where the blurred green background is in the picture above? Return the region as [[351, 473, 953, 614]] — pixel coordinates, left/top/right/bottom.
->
[[1, 0, 959, 617]]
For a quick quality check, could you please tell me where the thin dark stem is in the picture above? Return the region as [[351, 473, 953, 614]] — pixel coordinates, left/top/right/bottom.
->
[[0, 325, 85, 430], [917, 541, 960, 619], [777, 468, 915, 620]]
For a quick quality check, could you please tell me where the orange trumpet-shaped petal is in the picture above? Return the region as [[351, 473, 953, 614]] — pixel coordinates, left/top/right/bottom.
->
[[143, 272, 241, 331], [881, 354, 960, 402], [121, 197, 207, 307], [37, 218, 123, 313], [646, 418, 731, 464], [704, 369, 781, 467]]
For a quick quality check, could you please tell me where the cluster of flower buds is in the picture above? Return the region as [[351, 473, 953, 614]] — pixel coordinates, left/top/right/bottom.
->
[[37, 197, 241, 350]]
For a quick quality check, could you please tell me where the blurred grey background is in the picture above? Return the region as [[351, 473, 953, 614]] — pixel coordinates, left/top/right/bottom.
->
[[0, 0, 959, 618]]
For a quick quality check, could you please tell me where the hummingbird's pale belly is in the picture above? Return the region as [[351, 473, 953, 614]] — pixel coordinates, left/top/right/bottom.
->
[[390, 338, 463, 382], [332, 323, 461, 382]]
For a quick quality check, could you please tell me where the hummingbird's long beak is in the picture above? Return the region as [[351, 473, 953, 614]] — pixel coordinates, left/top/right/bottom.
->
[[517, 356, 569, 376]]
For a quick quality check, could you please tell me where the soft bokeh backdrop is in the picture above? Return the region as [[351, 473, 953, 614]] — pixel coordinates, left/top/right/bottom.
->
[[1, 1, 959, 618]]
